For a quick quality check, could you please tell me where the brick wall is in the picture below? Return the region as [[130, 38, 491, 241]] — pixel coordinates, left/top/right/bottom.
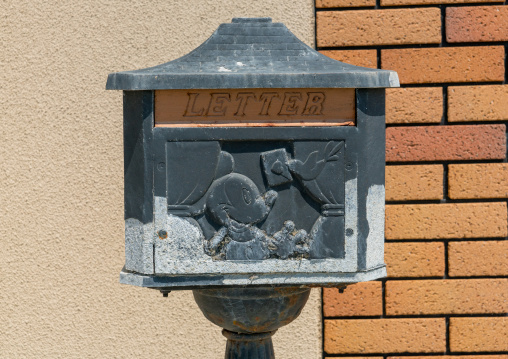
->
[[316, 1, 508, 358]]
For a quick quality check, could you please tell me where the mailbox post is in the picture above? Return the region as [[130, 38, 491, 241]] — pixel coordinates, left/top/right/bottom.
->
[[107, 18, 398, 358]]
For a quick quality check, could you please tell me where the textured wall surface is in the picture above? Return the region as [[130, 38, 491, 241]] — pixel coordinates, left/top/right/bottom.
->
[[0, 1, 321, 358], [317, 1, 508, 358]]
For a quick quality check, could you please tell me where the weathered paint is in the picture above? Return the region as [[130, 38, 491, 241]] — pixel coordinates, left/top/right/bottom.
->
[[146, 194, 359, 276], [120, 266, 387, 288], [124, 218, 154, 274], [365, 184, 385, 268], [345, 178, 359, 269]]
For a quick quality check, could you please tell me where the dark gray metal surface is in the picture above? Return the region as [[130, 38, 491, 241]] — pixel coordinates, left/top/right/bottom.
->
[[223, 330, 275, 359], [356, 89, 386, 270], [106, 18, 399, 90], [193, 286, 310, 359], [123, 91, 154, 224]]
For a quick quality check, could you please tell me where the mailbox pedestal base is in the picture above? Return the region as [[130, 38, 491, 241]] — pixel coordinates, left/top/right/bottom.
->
[[193, 286, 310, 359], [223, 330, 275, 359]]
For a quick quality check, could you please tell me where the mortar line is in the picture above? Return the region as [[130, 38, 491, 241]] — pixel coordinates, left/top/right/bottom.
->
[[446, 316, 451, 354], [382, 279, 387, 317], [440, 5, 447, 47]]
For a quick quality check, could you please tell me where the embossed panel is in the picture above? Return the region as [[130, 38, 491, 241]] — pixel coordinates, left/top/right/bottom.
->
[[161, 140, 346, 262], [154, 88, 356, 127]]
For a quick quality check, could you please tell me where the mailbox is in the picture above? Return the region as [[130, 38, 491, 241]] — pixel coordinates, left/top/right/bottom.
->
[[107, 17, 399, 290], [108, 18, 399, 357]]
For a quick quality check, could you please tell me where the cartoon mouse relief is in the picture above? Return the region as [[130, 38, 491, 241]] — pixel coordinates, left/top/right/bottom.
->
[[204, 173, 310, 261]]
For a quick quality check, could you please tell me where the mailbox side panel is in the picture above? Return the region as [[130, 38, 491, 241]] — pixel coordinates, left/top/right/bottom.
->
[[123, 90, 155, 274], [356, 89, 386, 271]]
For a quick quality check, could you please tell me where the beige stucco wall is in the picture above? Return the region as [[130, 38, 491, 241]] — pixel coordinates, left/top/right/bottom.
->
[[0, 1, 320, 358]]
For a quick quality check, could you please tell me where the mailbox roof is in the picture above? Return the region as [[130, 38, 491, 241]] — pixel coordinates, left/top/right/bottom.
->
[[106, 18, 399, 90]]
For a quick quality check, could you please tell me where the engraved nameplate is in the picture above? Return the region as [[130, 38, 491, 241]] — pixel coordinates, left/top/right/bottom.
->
[[154, 88, 355, 127]]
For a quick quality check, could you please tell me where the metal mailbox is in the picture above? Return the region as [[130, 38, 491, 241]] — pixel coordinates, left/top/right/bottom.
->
[[107, 18, 399, 290]]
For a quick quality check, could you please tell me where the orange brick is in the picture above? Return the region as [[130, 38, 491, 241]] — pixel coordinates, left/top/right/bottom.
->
[[317, 0, 375, 7], [323, 282, 382, 317], [386, 165, 443, 201], [447, 6, 508, 43], [382, 0, 503, 5], [448, 85, 508, 122], [317, 9, 441, 47], [386, 125, 507, 162], [319, 50, 377, 69], [385, 242, 445, 277], [382, 47, 505, 84], [325, 318, 446, 354], [386, 279, 508, 315], [385, 202, 508, 240], [449, 163, 508, 199], [389, 356, 508, 359], [386, 87, 443, 124], [449, 241, 508, 277], [450, 317, 508, 352]]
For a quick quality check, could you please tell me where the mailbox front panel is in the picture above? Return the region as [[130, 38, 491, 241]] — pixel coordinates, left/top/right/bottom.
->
[[152, 130, 358, 275], [121, 89, 386, 288]]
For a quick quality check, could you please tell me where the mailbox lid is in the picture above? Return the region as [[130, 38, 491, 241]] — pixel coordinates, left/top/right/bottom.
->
[[106, 18, 399, 91]]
